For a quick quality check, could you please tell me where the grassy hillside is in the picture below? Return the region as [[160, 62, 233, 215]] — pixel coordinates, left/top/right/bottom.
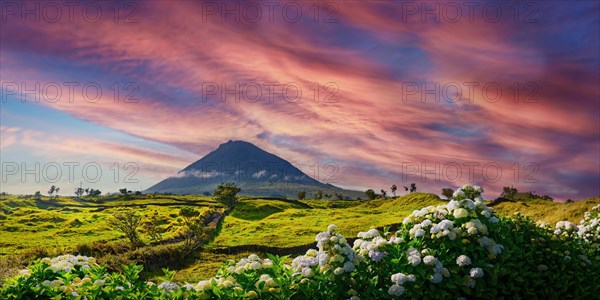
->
[[213, 193, 444, 248], [491, 196, 600, 224], [0, 195, 221, 256]]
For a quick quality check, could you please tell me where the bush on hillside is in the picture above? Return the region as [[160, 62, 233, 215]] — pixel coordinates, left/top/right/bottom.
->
[[213, 183, 241, 207]]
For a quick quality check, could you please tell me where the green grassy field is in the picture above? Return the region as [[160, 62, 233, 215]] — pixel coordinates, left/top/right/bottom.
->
[[0, 195, 221, 257], [213, 193, 445, 248], [1, 192, 598, 282], [491, 196, 599, 224]]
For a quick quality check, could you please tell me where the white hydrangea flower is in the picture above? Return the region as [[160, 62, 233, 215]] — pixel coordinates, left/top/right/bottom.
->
[[158, 281, 180, 292], [391, 272, 415, 286], [447, 200, 461, 211], [408, 255, 421, 266], [334, 267, 344, 275], [453, 208, 469, 219], [469, 267, 484, 278], [452, 190, 465, 199], [463, 199, 476, 209], [456, 255, 472, 267], [423, 255, 436, 266], [388, 284, 405, 296], [302, 268, 314, 277]]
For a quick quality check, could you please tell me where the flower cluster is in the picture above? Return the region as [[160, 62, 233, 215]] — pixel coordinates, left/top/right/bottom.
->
[[41, 254, 96, 273], [456, 255, 471, 267], [353, 228, 390, 262], [464, 267, 485, 287], [376, 184, 506, 297], [388, 272, 416, 296], [477, 236, 504, 258], [226, 253, 274, 274], [554, 221, 578, 236], [157, 281, 180, 293], [292, 224, 355, 277], [577, 204, 600, 250], [423, 253, 449, 284], [255, 274, 279, 292], [401, 185, 503, 257]]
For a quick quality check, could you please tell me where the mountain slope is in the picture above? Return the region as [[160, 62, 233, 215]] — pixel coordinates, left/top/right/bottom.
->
[[145, 140, 363, 198]]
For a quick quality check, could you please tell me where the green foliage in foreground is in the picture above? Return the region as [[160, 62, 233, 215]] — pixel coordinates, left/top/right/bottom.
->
[[2, 185, 599, 299]]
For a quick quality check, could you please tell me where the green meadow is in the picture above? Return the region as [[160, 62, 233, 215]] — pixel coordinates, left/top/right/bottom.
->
[[1, 193, 598, 282]]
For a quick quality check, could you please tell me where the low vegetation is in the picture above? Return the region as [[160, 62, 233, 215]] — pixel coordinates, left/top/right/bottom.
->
[[1, 185, 598, 299]]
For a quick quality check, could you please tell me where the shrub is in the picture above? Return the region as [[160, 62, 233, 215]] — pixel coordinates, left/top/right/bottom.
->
[[297, 191, 306, 200], [110, 209, 144, 247], [179, 208, 211, 255], [143, 211, 166, 243], [213, 183, 241, 207]]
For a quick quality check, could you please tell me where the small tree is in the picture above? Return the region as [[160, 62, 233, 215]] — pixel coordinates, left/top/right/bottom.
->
[[179, 207, 210, 254], [214, 182, 241, 207], [34, 191, 42, 200], [75, 187, 84, 197], [441, 188, 454, 200], [119, 188, 129, 195], [54, 187, 60, 198], [501, 186, 518, 200], [297, 191, 306, 200], [404, 186, 409, 194], [380, 189, 387, 198], [334, 192, 344, 200], [365, 189, 377, 200], [48, 185, 56, 197], [90, 189, 102, 197], [391, 184, 398, 197], [314, 190, 323, 200], [143, 211, 164, 243], [410, 183, 417, 193], [110, 209, 143, 246]]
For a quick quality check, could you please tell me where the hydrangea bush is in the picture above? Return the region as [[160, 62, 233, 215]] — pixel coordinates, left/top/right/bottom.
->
[[2, 185, 599, 299]]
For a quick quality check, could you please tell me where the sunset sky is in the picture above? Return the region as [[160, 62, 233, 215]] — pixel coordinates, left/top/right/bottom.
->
[[1, 1, 598, 200]]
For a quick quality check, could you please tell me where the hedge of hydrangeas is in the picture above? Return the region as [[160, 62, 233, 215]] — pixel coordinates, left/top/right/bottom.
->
[[2, 184, 599, 299]]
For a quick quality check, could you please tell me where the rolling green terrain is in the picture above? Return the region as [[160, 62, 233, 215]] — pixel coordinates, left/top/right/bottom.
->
[[214, 193, 445, 248], [0, 195, 221, 257], [1, 193, 598, 283], [490, 195, 599, 225]]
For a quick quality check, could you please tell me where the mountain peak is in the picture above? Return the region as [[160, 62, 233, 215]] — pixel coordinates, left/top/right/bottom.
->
[[219, 140, 256, 148], [146, 140, 362, 198]]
